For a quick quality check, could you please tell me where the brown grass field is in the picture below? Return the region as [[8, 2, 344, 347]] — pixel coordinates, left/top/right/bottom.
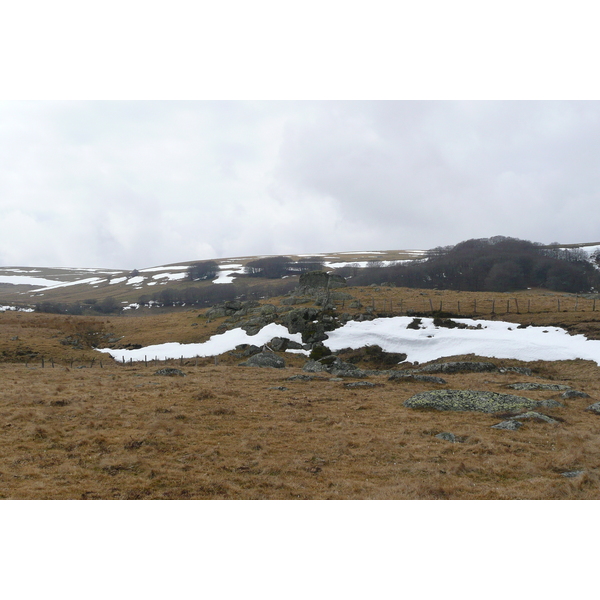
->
[[2, 286, 600, 500]]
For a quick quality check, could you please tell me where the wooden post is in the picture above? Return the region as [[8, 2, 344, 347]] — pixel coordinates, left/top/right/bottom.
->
[[457, 301, 460, 314], [90, 358, 95, 368], [41, 357, 44, 368], [506, 299, 510, 313], [514, 298, 519, 314], [51, 358, 55, 368], [429, 298, 434, 312], [594, 298, 597, 311], [491, 299, 495, 314], [214, 356, 218, 366], [557, 299, 561, 312], [122, 356, 125, 365], [439, 301, 443, 312]]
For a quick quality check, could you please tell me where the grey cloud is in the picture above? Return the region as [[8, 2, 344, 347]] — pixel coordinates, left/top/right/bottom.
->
[[0, 101, 599, 268]]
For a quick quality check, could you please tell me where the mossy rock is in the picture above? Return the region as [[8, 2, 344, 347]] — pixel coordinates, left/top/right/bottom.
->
[[404, 390, 539, 413]]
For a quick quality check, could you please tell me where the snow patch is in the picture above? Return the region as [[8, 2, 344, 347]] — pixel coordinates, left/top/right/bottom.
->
[[96, 323, 303, 361], [325, 317, 600, 366]]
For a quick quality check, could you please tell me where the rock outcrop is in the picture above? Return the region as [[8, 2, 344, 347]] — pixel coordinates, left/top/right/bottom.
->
[[404, 390, 539, 413]]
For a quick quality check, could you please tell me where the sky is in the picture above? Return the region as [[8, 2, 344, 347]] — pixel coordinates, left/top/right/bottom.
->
[[2, 100, 600, 269]]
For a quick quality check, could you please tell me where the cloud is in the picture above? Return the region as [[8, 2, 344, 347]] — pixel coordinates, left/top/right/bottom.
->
[[1, 101, 599, 268]]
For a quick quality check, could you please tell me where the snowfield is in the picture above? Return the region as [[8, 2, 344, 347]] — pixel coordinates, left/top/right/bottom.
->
[[96, 316, 600, 366], [97, 323, 303, 361]]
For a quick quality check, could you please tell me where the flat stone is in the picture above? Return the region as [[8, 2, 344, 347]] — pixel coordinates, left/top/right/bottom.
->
[[498, 366, 533, 376], [343, 381, 381, 389], [154, 368, 186, 377], [507, 382, 571, 391], [388, 372, 447, 384], [435, 432, 457, 442], [416, 361, 497, 374], [404, 390, 539, 413], [509, 411, 558, 424], [491, 420, 523, 430], [561, 470, 585, 478]]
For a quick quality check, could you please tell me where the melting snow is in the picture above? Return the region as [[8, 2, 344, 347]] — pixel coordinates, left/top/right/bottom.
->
[[152, 272, 187, 281], [325, 317, 600, 366], [140, 265, 188, 273], [97, 323, 302, 361], [96, 316, 600, 365], [0, 275, 66, 287], [0, 305, 34, 312], [126, 276, 146, 285], [214, 264, 243, 284]]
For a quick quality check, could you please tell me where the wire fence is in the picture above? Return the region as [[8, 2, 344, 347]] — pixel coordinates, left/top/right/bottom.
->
[[335, 295, 599, 316]]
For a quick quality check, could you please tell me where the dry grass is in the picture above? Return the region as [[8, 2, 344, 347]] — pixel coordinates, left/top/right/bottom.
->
[[1, 355, 599, 500], [1, 287, 600, 499]]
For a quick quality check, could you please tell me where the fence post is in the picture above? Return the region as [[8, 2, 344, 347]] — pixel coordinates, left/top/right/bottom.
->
[[457, 301, 460, 314], [491, 299, 495, 314], [557, 299, 561, 312], [41, 357, 44, 368], [514, 298, 520, 314], [429, 298, 434, 312]]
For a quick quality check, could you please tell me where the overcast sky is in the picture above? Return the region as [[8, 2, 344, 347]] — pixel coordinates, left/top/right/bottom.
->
[[1, 100, 599, 269]]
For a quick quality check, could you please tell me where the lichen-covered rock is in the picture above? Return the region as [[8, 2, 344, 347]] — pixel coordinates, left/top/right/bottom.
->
[[561, 390, 590, 399], [240, 352, 285, 369], [435, 432, 457, 442], [404, 390, 539, 413], [388, 372, 447, 384], [154, 368, 186, 377], [343, 381, 381, 389], [586, 402, 600, 414], [268, 337, 289, 352], [498, 366, 533, 376], [509, 411, 558, 424], [491, 420, 523, 430], [538, 399, 564, 408], [506, 382, 572, 391], [235, 344, 262, 357], [416, 362, 497, 374], [303, 360, 328, 373]]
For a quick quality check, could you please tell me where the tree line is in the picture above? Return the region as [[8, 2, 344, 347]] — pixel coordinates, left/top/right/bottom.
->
[[345, 237, 600, 293]]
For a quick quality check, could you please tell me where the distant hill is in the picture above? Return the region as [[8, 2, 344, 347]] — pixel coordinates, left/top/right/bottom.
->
[[1, 241, 598, 313]]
